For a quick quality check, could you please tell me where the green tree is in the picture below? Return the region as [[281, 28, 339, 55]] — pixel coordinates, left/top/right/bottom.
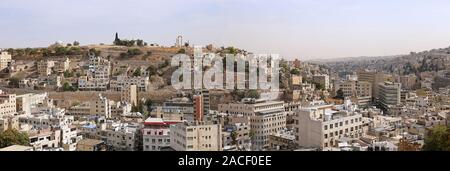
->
[[245, 90, 260, 99], [8, 77, 20, 88], [177, 48, 186, 54], [73, 41, 80, 46], [290, 68, 300, 75], [133, 68, 142, 77], [136, 39, 144, 47], [231, 131, 240, 151], [0, 129, 30, 148], [335, 89, 345, 100], [423, 125, 449, 151]]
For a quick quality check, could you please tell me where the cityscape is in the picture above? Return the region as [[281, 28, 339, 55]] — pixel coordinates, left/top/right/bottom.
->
[[0, 1, 449, 153]]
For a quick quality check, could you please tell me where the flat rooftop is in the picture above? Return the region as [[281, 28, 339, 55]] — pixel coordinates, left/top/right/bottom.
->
[[0, 145, 33, 151]]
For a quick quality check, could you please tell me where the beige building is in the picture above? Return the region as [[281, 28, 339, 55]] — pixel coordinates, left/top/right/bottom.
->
[[0, 115, 20, 132], [0, 145, 34, 151], [334, 80, 372, 106], [397, 75, 417, 90], [0, 90, 16, 116], [110, 76, 150, 92], [121, 85, 137, 107], [170, 121, 222, 151], [0, 51, 12, 71], [37, 60, 55, 76], [377, 82, 402, 113], [312, 74, 330, 90], [294, 103, 364, 149], [76, 139, 106, 151], [357, 71, 386, 99], [218, 99, 287, 150]]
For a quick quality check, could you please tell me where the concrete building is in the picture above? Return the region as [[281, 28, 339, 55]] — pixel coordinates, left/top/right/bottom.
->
[[0, 51, 12, 71], [312, 74, 330, 90], [334, 80, 372, 106], [0, 145, 34, 151], [78, 55, 111, 91], [76, 139, 107, 151], [397, 75, 417, 90], [357, 71, 386, 100], [294, 101, 364, 149], [37, 60, 55, 76], [218, 99, 287, 150], [221, 115, 252, 151], [0, 115, 19, 132], [121, 85, 137, 107], [170, 121, 222, 151], [16, 93, 48, 115], [103, 122, 142, 151], [143, 118, 181, 151], [110, 76, 149, 92], [0, 90, 16, 116], [67, 94, 113, 118], [53, 58, 70, 73], [377, 82, 402, 114]]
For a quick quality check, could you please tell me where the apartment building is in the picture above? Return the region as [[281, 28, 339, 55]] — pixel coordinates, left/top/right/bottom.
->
[[377, 82, 402, 114], [218, 99, 287, 150], [67, 94, 113, 118], [37, 60, 55, 76], [0, 115, 19, 132], [221, 115, 252, 151], [121, 85, 137, 107], [0, 51, 12, 71], [170, 121, 222, 151], [312, 74, 330, 90], [334, 80, 372, 106], [16, 93, 48, 115], [78, 55, 111, 91], [143, 118, 181, 151], [0, 90, 16, 116], [110, 76, 149, 92], [357, 71, 386, 99], [294, 102, 364, 149], [397, 75, 417, 90], [103, 122, 142, 151]]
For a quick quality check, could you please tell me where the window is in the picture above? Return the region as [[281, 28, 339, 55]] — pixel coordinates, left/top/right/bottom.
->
[[324, 134, 328, 139], [324, 125, 328, 130], [330, 124, 333, 129], [340, 122, 343, 126], [335, 123, 338, 128]]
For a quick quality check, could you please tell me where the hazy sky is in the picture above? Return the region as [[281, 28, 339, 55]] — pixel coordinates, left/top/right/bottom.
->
[[1, 0, 450, 59]]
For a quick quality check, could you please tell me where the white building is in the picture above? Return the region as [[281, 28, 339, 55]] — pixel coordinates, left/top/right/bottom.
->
[[0, 90, 16, 116], [78, 55, 111, 91], [170, 121, 222, 151], [37, 60, 55, 76], [143, 118, 181, 151], [218, 99, 287, 150], [16, 93, 48, 115], [312, 74, 330, 90], [294, 101, 364, 149], [110, 76, 150, 92], [377, 82, 402, 113]]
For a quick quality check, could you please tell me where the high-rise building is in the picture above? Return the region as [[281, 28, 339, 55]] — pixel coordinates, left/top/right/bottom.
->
[[357, 71, 386, 100], [218, 99, 286, 150], [377, 82, 402, 114]]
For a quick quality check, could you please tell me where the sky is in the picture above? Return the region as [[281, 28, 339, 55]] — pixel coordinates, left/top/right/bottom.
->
[[1, 0, 450, 60]]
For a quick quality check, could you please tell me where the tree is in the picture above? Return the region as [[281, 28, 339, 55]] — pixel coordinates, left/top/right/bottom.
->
[[290, 68, 300, 75], [62, 82, 75, 91], [245, 90, 260, 99], [73, 41, 80, 46], [231, 131, 240, 151], [136, 39, 144, 47], [0, 129, 30, 148], [177, 48, 186, 54], [133, 68, 142, 77], [8, 77, 20, 88], [423, 125, 449, 151], [335, 89, 345, 100]]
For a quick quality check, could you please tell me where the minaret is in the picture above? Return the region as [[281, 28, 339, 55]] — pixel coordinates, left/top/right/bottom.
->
[[114, 32, 120, 44]]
